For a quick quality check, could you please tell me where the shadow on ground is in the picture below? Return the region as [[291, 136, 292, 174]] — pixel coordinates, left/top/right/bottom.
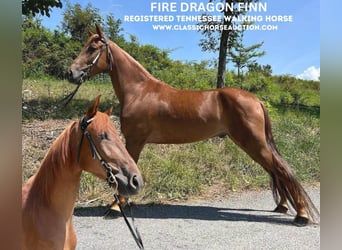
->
[[74, 203, 294, 226]]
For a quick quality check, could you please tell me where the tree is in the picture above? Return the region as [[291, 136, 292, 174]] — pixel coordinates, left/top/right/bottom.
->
[[248, 62, 272, 76], [22, 3, 127, 79], [22, 16, 53, 77], [228, 24, 265, 82], [123, 36, 172, 75], [61, 2, 103, 43], [22, 0, 62, 17], [199, 0, 259, 88], [104, 14, 125, 47], [22, 15, 83, 79]]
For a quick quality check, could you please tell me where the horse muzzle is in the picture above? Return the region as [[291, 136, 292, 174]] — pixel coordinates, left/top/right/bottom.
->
[[67, 68, 87, 85], [115, 172, 144, 196]]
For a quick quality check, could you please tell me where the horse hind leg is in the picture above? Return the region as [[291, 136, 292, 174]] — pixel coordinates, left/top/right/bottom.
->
[[225, 103, 319, 226], [252, 158, 288, 214], [260, 103, 319, 225], [267, 151, 319, 226], [246, 144, 292, 215], [254, 161, 288, 214], [230, 135, 312, 225]]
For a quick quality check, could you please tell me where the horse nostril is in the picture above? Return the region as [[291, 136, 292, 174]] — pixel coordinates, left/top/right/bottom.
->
[[130, 174, 140, 190], [68, 69, 73, 79]]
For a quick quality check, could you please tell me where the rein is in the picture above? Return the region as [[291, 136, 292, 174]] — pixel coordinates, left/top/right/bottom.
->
[[62, 36, 113, 106], [113, 194, 144, 250], [77, 116, 144, 249]]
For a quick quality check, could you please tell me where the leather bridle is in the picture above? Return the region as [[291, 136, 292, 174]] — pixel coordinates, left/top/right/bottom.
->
[[62, 36, 113, 106], [77, 115, 144, 249], [77, 116, 117, 188], [80, 36, 113, 82]]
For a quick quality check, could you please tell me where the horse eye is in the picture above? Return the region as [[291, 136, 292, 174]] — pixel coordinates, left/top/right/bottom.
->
[[87, 46, 96, 53], [100, 132, 110, 140]]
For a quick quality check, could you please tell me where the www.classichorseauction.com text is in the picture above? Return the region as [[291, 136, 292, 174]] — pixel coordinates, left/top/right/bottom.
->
[[123, 1, 293, 32]]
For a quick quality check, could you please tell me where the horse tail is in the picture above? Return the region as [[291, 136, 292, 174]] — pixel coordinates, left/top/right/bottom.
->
[[260, 102, 320, 223]]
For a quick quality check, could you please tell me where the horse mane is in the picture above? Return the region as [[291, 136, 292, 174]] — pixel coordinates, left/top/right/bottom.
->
[[29, 121, 78, 206], [50, 121, 78, 167]]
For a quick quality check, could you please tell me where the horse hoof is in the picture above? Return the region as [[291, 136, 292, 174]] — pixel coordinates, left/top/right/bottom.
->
[[273, 204, 288, 214], [293, 216, 309, 227]]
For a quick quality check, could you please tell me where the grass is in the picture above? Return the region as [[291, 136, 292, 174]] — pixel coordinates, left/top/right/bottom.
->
[[22, 78, 320, 204], [22, 77, 119, 121]]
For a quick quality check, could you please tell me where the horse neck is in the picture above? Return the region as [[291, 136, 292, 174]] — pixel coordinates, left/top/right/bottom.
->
[[108, 42, 154, 104], [28, 122, 82, 218]]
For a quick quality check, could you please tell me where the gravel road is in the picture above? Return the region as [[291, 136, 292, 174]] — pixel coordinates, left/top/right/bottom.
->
[[73, 186, 320, 250]]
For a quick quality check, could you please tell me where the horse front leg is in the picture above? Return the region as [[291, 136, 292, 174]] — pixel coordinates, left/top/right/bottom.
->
[[64, 219, 77, 250], [107, 195, 128, 217], [125, 137, 146, 163]]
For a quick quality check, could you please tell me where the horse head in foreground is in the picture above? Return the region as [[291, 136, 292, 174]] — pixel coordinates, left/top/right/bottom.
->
[[22, 95, 143, 250], [68, 24, 319, 226]]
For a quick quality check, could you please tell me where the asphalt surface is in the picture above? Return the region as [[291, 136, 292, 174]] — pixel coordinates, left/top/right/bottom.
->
[[73, 187, 320, 250]]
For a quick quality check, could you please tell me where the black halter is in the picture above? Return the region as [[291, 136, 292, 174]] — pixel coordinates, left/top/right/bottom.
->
[[77, 116, 117, 188]]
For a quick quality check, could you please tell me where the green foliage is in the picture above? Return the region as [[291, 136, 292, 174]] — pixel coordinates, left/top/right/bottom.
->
[[22, 0, 62, 17], [154, 60, 216, 90], [62, 2, 103, 43], [271, 75, 320, 108], [22, 16, 79, 79], [104, 14, 126, 47], [223, 71, 320, 110], [248, 62, 272, 76], [122, 38, 172, 76], [228, 25, 265, 80], [22, 3, 125, 79], [22, 14, 320, 107], [271, 111, 320, 182], [238, 72, 270, 93]]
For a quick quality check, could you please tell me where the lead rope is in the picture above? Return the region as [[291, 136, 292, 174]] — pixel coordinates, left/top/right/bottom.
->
[[113, 194, 145, 250], [104, 194, 144, 250]]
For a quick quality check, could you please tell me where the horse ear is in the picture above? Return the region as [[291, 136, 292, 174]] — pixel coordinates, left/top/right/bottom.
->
[[86, 95, 101, 118], [95, 23, 104, 38], [104, 107, 113, 116], [88, 30, 94, 37]]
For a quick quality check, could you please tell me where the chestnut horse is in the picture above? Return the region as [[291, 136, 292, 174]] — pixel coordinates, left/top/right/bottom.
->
[[67, 24, 319, 226], [22, 96, 144, 249]]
